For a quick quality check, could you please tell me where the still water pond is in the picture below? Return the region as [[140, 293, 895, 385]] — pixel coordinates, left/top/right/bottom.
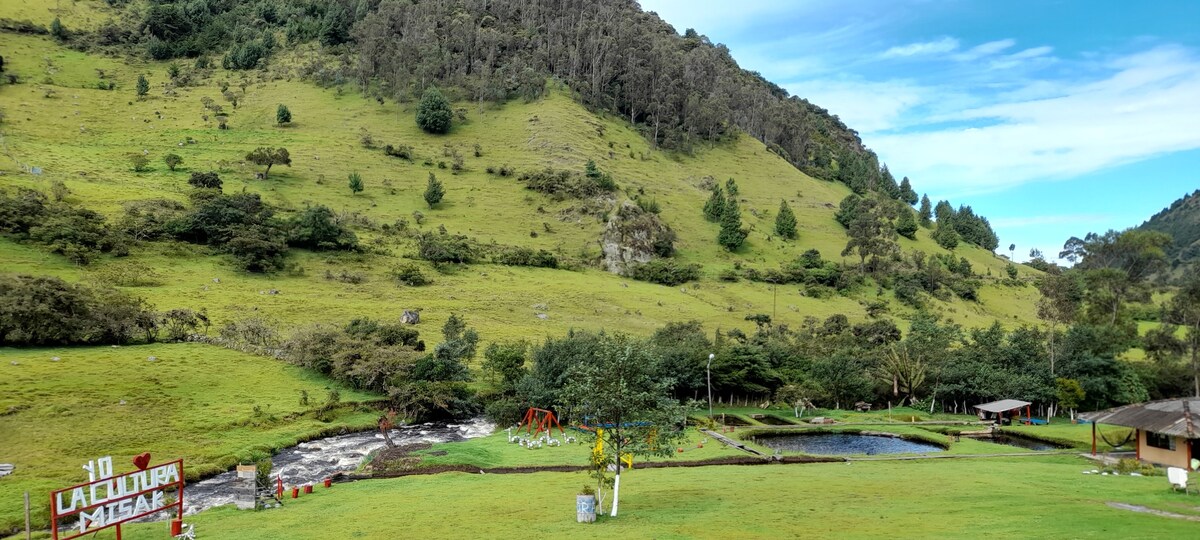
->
[[757, 433, 944, 455]]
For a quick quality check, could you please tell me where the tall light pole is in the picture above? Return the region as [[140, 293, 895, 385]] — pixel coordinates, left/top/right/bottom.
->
[[707, 353, 715, 420]]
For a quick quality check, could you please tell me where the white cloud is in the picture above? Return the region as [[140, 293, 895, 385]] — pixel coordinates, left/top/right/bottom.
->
[[870, 45, 1200, 194], [1010, 46, 1054, 60], [784, 80, 929, 133], [882, 37, 959, 58], [952, 39, 1016, 61]]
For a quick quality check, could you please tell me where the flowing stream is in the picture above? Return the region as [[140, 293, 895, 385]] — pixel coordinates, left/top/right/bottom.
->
[[180, 418, 494, 516]]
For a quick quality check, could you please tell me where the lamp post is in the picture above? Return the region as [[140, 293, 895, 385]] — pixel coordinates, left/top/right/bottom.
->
[[707, 353, 715, 420]]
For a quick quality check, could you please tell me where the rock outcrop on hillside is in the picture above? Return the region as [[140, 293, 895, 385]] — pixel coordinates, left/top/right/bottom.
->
[[600, 202, 676, 274]]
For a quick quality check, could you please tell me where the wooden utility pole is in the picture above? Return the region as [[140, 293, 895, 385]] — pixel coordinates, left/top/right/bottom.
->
[[24, 491, 31, 540]]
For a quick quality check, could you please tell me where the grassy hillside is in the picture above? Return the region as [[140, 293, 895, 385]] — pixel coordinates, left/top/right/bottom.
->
[[0, 28, 1041, 344], [0, 343, 379, 532]]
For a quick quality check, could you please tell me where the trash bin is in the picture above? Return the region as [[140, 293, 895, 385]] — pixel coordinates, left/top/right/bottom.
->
[[576, 494, 596, 523]]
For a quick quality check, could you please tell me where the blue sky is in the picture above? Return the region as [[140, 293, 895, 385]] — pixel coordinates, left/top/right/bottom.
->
[[639, 0, 1200, 261]]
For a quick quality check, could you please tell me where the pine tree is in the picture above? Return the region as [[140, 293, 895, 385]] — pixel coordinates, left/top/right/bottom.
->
[[424, 172, 445, 209], [718, 193, 746, 251], [276, 104, 292, 125], [774, 199, 797, 239], [899, 177, 918, 205], [703, 186, 725, 221], [416, 87, 452, 134], [725, 178, 738, 196], [50, 18, 66, 41], [933, 223, 959, 250], [918, 194, 933, 228], [136, 74, 149, 98], [348, 172, 364, 194], [895, 207, 918, 240]]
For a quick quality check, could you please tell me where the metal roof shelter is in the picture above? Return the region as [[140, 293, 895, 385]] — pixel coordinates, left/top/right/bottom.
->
[[1079, 398, 1200, 439], [974, 399, 1032, 414], [974, 399, 1034, 426]]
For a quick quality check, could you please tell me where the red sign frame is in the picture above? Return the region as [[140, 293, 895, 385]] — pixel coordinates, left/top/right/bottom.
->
[[49, 459, 184, 540]]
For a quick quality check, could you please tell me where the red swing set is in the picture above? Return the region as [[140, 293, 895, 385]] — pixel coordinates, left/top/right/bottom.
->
[[519, 407, 566, 438]]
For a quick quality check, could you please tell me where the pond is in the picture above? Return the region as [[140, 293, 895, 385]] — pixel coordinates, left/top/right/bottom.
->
[[970, 434, 1069, 452], [756, 433, 944, 455]]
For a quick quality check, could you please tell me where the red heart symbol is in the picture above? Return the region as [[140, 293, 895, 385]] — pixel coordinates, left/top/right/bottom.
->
[[132, 452, 151, 470]]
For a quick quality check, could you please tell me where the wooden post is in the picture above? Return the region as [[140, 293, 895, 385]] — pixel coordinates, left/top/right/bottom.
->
[[24, 491, 30, 540], [1135, 429, 1140, 460], [1091, 421, 1097, 456], [1026, 405, 1031, 425]]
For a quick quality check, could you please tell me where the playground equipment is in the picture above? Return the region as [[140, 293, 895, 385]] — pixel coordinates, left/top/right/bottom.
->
[[593, 428, 634, 470], [507, 408, 573, 448]]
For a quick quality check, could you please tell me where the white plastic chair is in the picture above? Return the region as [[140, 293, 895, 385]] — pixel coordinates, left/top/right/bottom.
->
[[1167, 467, 1193, 493]]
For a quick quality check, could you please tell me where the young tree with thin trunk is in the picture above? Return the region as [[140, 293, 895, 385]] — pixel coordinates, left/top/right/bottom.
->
[[1164, 268, 1200, 397], [1036, 272, 1085, 377], [562, 334, 686, 518], [245, 147, 291, 179]]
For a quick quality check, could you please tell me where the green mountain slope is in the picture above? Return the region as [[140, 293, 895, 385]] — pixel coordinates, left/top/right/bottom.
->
[[1138, 189, 1200, 272], [0, 11, 1040, 343]]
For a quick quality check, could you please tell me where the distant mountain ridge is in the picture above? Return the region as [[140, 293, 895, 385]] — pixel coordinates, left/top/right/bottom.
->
[[1139, 189, 1200, 270]]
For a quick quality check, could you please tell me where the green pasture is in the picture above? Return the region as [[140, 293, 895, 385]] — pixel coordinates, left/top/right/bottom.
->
[[0, 343, 379, 532], [406, 428, 743, 470], [93, 456, 1200, 539]]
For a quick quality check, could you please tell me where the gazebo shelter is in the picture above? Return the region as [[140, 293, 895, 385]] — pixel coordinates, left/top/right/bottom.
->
[[1079, 397, 1200, 469], [974, 399, 1032, 425]]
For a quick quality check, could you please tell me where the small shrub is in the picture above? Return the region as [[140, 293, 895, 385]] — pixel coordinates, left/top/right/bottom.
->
[[324, 269, 367, 284], [493, 247, 558, 268], [49, 180, 70, 202], [276, 104, 292, 125], [384, 144, 413, 160], [163, 153, 183, 171], [635, 196, 661, 214], [130, 154, 150, 172], [417, 232, 475, 264], [188, 171, 222, 190], [627, 259, 700, 286], [391, 263, 430, 286]]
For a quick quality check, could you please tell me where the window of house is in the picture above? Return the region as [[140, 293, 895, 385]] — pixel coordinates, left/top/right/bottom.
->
[[1146, 431, 1176, 450]]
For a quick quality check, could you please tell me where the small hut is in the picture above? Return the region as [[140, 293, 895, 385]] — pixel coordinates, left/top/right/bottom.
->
[[974, 399, 1032, 425], [1079, 397, 1200, 469]]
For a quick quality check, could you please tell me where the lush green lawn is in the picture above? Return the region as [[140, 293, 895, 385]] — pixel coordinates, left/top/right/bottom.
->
[[0, 343, 380, 533], [1004, 423, 1134, 452], [407, 428, 743, 470], [88, 456, 1200, 539]]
